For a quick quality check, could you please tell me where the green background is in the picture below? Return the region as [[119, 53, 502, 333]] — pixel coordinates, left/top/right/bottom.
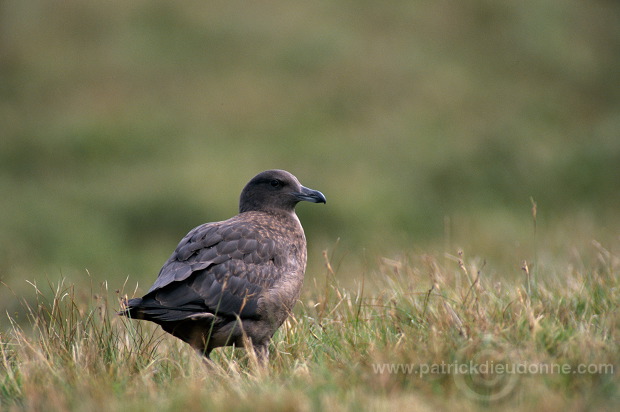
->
[[1, 0, 619, 315]]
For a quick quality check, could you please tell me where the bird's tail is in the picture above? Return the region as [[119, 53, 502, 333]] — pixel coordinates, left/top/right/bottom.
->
[[119, 296, 207, 322], [118, 297, 145, 319]]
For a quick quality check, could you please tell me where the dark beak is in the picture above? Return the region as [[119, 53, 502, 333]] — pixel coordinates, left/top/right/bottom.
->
[[294, 186, 327, 204]]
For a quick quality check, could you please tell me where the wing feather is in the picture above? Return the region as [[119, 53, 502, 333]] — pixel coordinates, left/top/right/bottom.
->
[[143, 215, 282, 319]]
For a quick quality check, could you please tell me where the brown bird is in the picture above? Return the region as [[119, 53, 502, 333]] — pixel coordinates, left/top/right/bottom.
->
[[119, 169, 326, 362]]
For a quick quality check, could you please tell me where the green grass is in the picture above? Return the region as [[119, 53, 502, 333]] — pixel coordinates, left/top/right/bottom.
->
[[1, 0, 619, 294], [2, 240, 618, 411]]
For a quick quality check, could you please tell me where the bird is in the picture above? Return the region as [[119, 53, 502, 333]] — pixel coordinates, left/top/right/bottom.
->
[[119, 169, 326, 363]]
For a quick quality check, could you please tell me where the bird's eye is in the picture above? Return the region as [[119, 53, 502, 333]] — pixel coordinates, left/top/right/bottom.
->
[[270, 179, 282, 188]]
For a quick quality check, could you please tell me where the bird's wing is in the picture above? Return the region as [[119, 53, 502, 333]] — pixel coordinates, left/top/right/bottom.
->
[[143, 217, 280, 318]]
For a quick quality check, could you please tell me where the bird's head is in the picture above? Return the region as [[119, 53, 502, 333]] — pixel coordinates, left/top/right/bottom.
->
[[239, 169, 326, 214]]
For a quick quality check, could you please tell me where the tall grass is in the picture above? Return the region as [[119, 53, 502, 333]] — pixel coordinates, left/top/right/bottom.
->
[[2, 240, 617, 411]]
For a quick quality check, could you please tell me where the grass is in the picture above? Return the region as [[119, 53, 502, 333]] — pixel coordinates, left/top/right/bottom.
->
[[1, 239, 618, 411]]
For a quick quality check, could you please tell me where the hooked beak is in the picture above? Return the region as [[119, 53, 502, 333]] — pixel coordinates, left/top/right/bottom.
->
[[294, 186, 327, 204]]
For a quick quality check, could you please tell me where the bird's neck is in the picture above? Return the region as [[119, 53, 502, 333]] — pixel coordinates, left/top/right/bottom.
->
[[241, 208, 303, 231]]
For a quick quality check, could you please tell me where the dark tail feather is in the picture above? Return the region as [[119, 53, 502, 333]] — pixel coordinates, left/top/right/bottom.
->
[[118, 297, 144, 318], [119, 296, 208, 322]]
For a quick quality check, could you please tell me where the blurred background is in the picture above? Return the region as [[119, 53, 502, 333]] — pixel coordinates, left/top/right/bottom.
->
[[1, 0, 619, 316]]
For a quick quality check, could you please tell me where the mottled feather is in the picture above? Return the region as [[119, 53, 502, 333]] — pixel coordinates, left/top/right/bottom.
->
[[120, 169, 325, 362]]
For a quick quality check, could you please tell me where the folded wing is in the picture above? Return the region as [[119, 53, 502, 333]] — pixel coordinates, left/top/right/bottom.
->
[[127, 217, 280, 321]]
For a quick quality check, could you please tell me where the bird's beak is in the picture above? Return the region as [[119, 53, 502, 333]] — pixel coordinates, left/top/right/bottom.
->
[[294, 186, 327, 204]]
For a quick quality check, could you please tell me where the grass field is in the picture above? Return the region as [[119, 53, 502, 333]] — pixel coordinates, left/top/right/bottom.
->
[[1, 1, 619, 410], [1, 236, 618, 411]]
